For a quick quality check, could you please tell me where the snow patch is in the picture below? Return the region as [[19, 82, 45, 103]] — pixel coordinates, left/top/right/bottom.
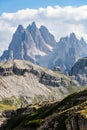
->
[[46, 44, 53, 51], [27, 46, 47, 58]]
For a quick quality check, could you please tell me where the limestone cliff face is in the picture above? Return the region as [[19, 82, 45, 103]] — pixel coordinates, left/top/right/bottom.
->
[[0, 60, 79, 103]]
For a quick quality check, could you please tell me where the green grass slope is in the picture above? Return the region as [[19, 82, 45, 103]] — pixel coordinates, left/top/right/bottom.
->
[[2, 89, 87, 130]]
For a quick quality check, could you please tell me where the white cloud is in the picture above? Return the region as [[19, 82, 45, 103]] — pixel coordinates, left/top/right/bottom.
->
[[0, 5, 87, 55]]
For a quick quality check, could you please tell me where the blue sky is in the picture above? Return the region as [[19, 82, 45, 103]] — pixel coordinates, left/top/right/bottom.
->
[[0, 0, 87, 14]]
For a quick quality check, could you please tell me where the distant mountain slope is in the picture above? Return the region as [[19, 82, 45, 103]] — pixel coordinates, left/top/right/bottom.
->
[[49, 33, 87, 72], [1, 22, 87, 72], [69, 57, 87, 85], [0, 60, 79, 103]]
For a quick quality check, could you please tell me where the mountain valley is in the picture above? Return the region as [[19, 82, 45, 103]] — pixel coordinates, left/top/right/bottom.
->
[[0, 22, 87, 129]]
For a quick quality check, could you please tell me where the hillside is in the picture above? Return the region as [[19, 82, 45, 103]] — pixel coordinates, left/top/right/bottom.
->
[[0, 60, 79, 105], [1, 89, 87, 130]]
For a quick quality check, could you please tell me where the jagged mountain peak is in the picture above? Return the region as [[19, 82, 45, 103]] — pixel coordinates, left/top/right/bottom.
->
[[27, 21, 37, 32], [26, 22, 54, 55], [1, 22, 87, 73], [59, 33, 77, 41], [49, 32, 87, 72], [27, 22, 41, 42], [69, 32, 79, 44], [32, 21, 37, 27], [40, 25, 56, 47], [70, 32, 76, 39], [80, 37, 85, 43], [0, 22, 56, 64], [16, 24, 25, 33], [40, 25, 49, 32]]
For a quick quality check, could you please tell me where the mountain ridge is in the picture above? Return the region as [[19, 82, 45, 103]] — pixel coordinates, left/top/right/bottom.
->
[[1, 22, 87, 72], [0, 59, 80, 104], [49, 32, 87, 72]]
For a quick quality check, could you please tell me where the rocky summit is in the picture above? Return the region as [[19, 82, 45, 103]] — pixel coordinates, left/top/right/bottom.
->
[[49, 33, 87, 72], [0, 22, 56, 67], [1, 22, 87, 72]]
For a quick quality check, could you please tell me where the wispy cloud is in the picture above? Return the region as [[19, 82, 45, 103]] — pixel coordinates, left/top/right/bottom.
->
[[0, 5, 87, 55]]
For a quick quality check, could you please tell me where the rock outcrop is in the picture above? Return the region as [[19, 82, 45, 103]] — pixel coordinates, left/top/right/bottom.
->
[[1, 89, 87, 130], [65, 114, 87, 130], [0, 60, 79, 104], [69, 57, 87, 85]]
